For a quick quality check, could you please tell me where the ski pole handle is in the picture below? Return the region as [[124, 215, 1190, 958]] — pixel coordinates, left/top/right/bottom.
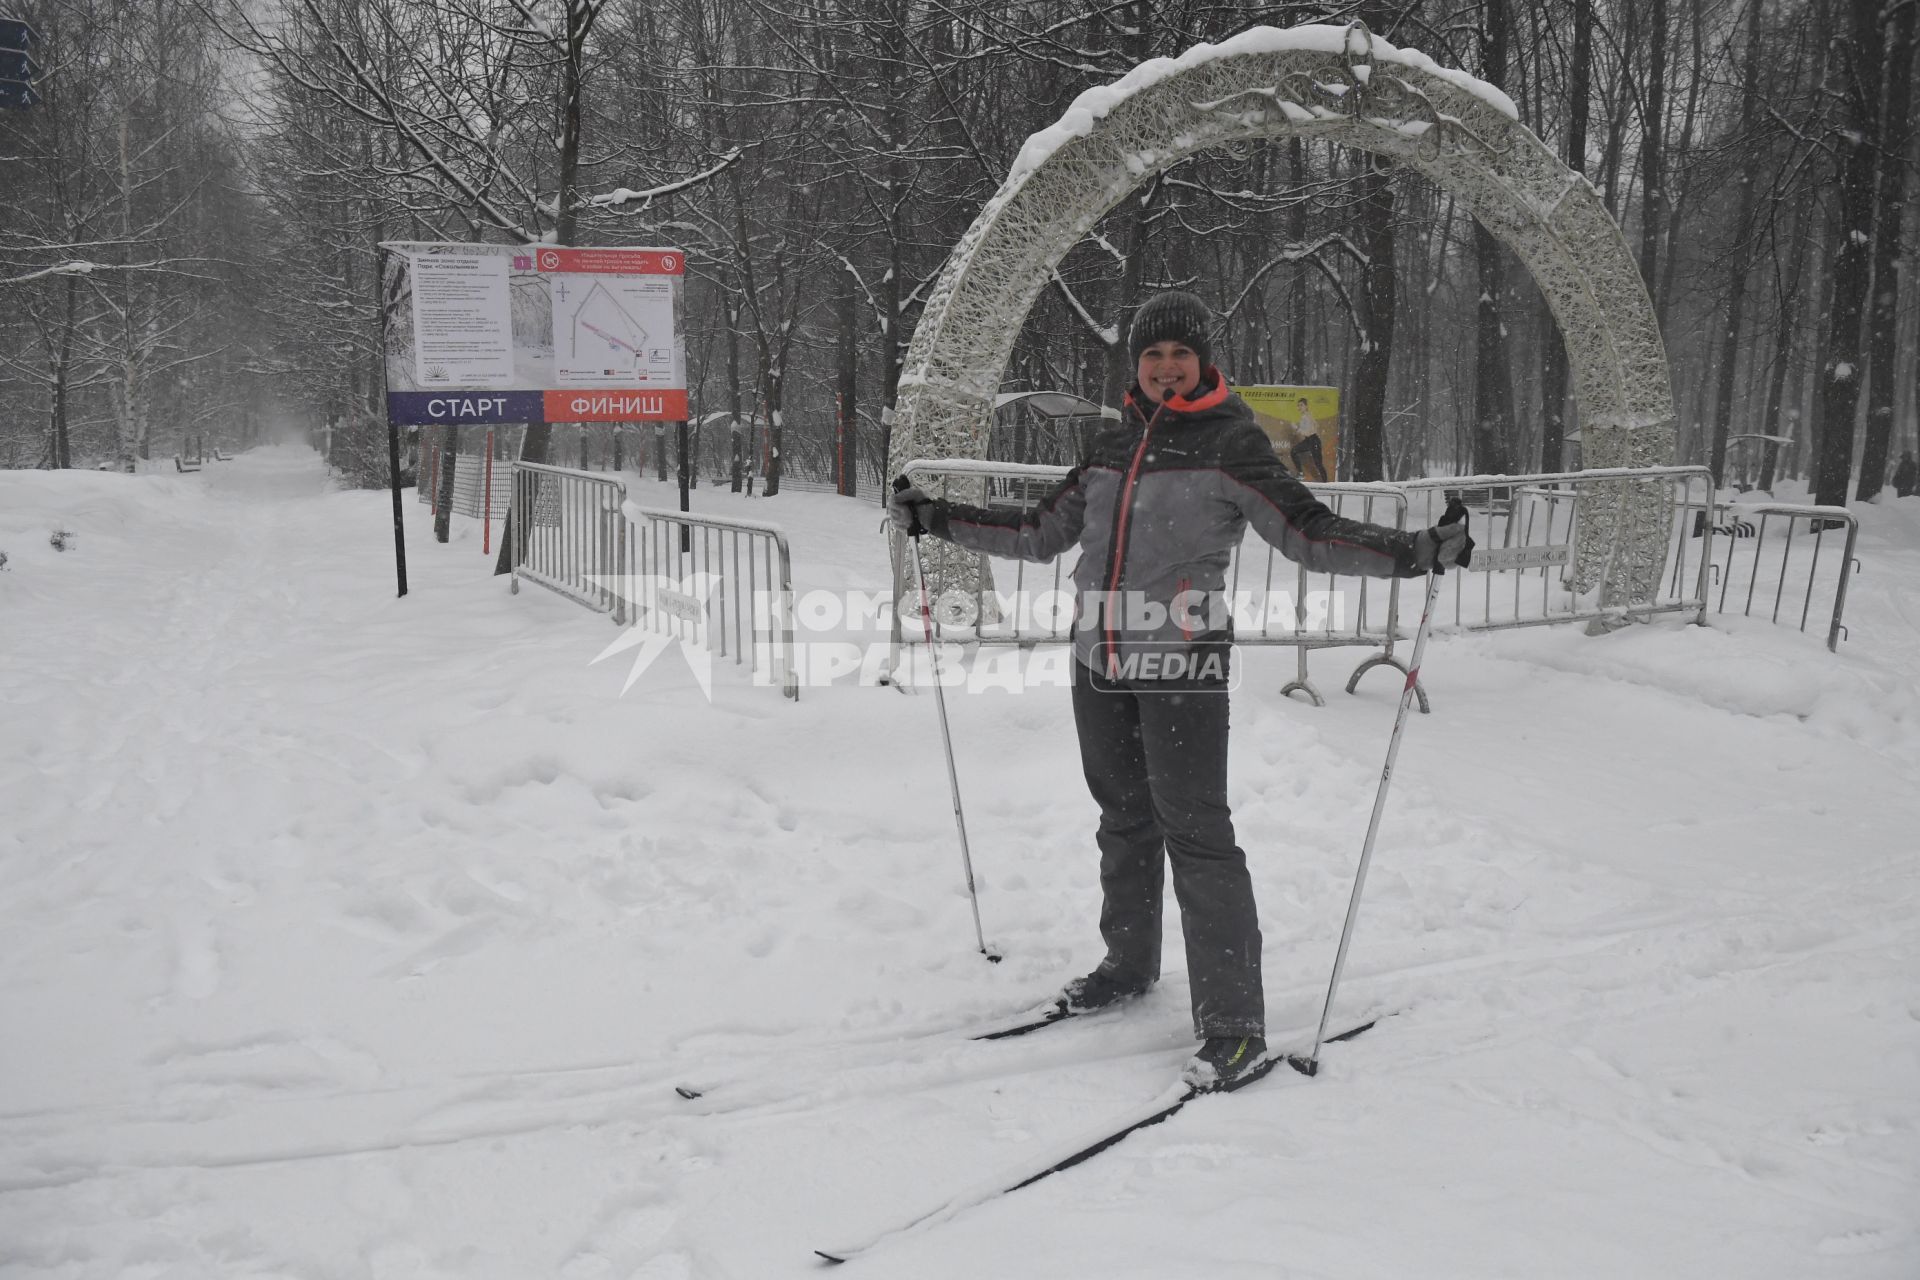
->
[[1432, 496, 1472, 575], [892, 475, 929, 539]]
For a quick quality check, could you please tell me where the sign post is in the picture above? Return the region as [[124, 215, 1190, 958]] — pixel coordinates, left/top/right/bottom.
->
[[386, 416, 409, 597], [677, 419, 691, 550], [375, 246, 411, 596]]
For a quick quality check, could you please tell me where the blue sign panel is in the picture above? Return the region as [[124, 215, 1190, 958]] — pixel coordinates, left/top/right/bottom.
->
[[386, 391, 544, 425], [0, 19, 37, 106]]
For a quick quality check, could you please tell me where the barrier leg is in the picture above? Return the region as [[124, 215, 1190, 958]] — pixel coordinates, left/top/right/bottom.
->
[[1279, 644, 1324, 706]]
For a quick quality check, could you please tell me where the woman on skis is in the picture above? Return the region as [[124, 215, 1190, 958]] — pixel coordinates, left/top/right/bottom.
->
[[889, 290, 1471, 1089]]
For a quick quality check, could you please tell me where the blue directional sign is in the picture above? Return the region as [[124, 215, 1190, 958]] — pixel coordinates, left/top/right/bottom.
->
[[1, 80, 44, 109], [0, 19, 38, 110]]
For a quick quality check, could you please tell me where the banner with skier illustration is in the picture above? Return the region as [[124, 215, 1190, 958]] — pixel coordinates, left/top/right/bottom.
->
[[1235, 384, 1340, 482], [379, 242, 688, 425]]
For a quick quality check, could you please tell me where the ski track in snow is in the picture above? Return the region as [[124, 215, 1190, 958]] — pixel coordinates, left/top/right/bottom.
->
[[0, 449, 1915, 1279]]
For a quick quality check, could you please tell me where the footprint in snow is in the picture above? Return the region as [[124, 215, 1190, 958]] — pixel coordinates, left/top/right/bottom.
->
[[171, 913, 220, 1001], [1817, 1227, 1906, 1256], [562, 1198, 677, 1278]]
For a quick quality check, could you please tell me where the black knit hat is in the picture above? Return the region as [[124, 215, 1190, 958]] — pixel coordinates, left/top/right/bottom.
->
[[1128, 290, 1213, 368]]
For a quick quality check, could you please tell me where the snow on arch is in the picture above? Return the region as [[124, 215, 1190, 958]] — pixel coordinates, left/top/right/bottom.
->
[[890, 21, 1675, 603]]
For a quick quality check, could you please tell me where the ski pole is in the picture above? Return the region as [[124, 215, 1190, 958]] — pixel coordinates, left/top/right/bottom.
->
[[894, 477, 1000, 964], [1295, 497, 1468, 1076]]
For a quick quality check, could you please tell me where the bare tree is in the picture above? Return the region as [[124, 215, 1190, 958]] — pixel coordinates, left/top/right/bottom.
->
[[1705, 0, 1769, 487], [1, 0, 258, 470], [1811, 0, 1888, 507], [1856, 3, 1918, 500], [1471, 0, 1517, 474]]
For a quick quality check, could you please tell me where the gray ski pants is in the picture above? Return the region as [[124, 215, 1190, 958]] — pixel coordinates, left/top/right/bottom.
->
[[1070, 657, 1264, 1038]]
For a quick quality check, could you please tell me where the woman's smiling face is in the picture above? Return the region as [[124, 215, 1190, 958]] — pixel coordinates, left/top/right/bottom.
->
[[1137, 341, 1202, 403]]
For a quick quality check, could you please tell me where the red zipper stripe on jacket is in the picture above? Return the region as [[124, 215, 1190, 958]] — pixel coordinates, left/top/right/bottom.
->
[[1104, 398, 1163, 675]]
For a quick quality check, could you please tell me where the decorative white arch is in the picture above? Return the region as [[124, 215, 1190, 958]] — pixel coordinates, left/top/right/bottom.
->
[[891, 23, 1674, 602]]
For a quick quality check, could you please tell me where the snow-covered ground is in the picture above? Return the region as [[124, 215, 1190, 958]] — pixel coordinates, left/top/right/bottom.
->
[[1, 446, 1915, 1279]]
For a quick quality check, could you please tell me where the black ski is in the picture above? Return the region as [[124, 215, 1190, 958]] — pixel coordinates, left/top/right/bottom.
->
[[967, 997, 1084, 1040], [814, 1018, 1379, 1265]]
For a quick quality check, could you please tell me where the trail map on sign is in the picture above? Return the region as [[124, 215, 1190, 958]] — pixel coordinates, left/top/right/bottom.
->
[[552, 275, 676, 388]]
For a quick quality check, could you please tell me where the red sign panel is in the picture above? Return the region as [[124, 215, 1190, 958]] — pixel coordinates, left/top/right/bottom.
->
[[532, 247, 684, 276], [543, 390, 689, 422]]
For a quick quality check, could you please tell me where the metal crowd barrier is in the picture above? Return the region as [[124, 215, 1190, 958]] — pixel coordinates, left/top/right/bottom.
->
[[1700, 501, 1858, 651], [889, 460, 1863, 704], [899, 460, 1078, 644], [508, 462, 631, 621], [1396, 466, 1716, 634], [505, 463, 800, 698], [1238, 482, 1410, 705], [626, 504, 800, 700]]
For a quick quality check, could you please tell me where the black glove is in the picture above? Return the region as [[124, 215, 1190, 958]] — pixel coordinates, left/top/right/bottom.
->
[[888, 477, 935, 536], [1413, 504, 1474, 573]]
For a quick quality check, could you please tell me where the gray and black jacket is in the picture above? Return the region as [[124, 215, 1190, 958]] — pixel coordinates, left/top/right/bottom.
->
[[924, 370, 1420, 676]]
